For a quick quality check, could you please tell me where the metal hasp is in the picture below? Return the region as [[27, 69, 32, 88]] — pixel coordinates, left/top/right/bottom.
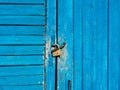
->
[[51, 42, 66, 57]]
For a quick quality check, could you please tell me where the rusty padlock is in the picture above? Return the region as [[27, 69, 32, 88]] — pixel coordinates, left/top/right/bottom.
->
[[51, 43, 66, 57]]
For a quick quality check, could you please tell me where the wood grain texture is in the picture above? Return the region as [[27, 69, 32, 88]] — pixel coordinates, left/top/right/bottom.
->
[[0, 46, 44, 55], [0, 66, 44, 76], [0, 16, 45, 25], [0, 0, 46, 89], [74, 0, 120, 90], [46, 0, 56, 90], [0, 56, 44, 65], [0, 85, 44, 90], [0, 75, 44, 85], [0, 5, 45, 15], [0, 26, 45, 35], [109, 0, 120, 90], [73, 0, 83, 89], [0, 36, 45, 44], [82, 0, 108, 90], [0, 0, 45, 4], [58, 0, 73, 90]]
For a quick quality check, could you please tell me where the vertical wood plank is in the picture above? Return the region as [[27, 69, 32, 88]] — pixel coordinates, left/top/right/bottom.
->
[[109, 0, 120, 90], [83, 0, 97, 89], [46, 0, 56, 90], [82, 0, 108, 90], [73, 0, 83, 90], [58, 0, 73, 90], [95, 0, 108, 90]]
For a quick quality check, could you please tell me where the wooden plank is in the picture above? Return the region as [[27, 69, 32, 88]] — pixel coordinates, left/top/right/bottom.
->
[[83, 0, 108, 90], [95, 0, 108, 89], [0, 66, 44, 76], [0, 75, 44, 85], [73, 0, 83, 90], [0, 46, 44, 55], [46, 0, 56, 90], [0, 0, 45, 4], [0, 16, 45, 25], [0, 56, 44, 65], [0, 26, 45, 35], [0, 85, 44, 90], [109, 0, 120, 90], [0, 5, 45, 15], [0, 36, 45, 44], [58, 0, 73, 90], [82, 0, 96, 89]]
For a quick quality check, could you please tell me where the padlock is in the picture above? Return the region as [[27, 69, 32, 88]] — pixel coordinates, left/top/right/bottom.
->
[[52, 48, 62, 57], [51, 42, 66, 57]]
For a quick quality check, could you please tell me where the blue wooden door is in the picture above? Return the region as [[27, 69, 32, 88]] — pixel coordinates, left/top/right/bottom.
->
[[57, 0, 120, 90], [73, 0, 120, 90], [0, 0, 49, 90], [0, 0, 119, 90]]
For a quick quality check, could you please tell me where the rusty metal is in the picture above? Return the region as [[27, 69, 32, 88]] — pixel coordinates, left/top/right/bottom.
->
[[51, 42, 66, 57]]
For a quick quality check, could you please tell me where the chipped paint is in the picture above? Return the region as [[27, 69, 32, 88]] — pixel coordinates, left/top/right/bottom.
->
[[58, 44, 69, 71], [45, 39, 51, 60]]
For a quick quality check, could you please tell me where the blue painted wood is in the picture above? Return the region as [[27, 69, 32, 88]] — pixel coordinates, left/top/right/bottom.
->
[[58, 0, 73, 90], [0, 0, 45, 4], [109, 0, 120, 90], [0, 36, 45, 44], [0, 16, 45, 25], [0, 5, 45, 15], [0, 26, 45, 35], [82, 0, 97, 89], [95, 1, 108, 90], [0, 66, 44, 76], [0, 56, 44, 65], [0, 85, 44, 90], [0, 46, 44, 55], [0, 0, 119, 89], [73, 0, 120, 90], [46, 0, 56, 89], [73, 0, 83, 90], [0, 75, 44, 85], [0, 0, 46, 89], [82, 0, 108, 90]]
